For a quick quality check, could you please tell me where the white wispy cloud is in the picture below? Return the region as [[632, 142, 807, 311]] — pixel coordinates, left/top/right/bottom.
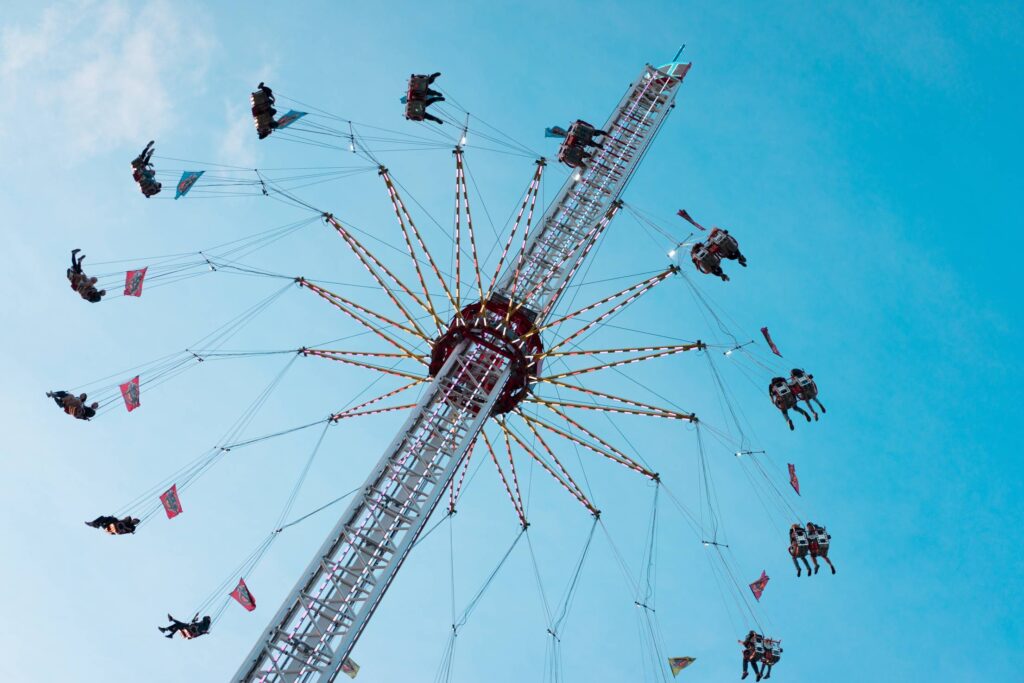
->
[[0, 0, 212, 162], [216, 100, 256, 169]]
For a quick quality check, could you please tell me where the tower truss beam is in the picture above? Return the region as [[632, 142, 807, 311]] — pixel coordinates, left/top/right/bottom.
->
[[235, 60, 691, 683]]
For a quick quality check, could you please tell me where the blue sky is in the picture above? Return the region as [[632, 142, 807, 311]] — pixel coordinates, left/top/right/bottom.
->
[[1, 1, 1022, 681]]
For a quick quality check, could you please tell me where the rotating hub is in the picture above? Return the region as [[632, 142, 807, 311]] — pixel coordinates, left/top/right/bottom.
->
[[429, 296, 544, 415]]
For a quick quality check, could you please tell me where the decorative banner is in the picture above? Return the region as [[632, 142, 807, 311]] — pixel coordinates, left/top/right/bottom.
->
[[760, 326, 783, 357], [123, 267, 148, 297], [230, 578, 256, 612], [749, 570, 770, 601], [545, 126, 568, 138], [677, 209, 707, 231], [340, 658, 360, 679], [175, 171, 205, 199], [788, 463, 801, 495], [275, 110, 307, 130], [119, 375, 141, 412], [668, 657, 696, 677], [160, 484, 183, 519]]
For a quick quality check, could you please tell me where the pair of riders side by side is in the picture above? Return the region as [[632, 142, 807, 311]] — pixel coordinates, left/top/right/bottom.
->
[[769, 368, 825, 430], [690, 227, 746, 282], [405, 72, 445, 125], [558, 119, 608, 169]]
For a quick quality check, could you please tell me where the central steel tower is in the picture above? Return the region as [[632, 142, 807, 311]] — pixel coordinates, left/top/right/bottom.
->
[[234, 60, 692, 683]]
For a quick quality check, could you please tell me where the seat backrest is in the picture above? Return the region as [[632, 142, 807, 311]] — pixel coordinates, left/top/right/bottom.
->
[[405, 100, 425, 119], [558, 142, 583, 165], [407, 76, 428, 98]]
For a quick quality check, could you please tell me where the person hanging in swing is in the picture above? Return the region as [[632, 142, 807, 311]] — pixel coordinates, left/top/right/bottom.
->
[[131, 141, 162, 197], [769, 377, 811, 430], [759, 637, 782, 679], [568, 119, 607, 149], [251, 82, 279, 139], [787, 368, 825, 419], [692, 241, 729, 281], [740, 630, 763, 681], [46, 390, 98, 420], [557, 119, 605, 169], [806, 521, 836, 575], [158, 613, 211, 639], [66, 249, 106, 303], [788, 523, 812, 577], [707, 227, 747, 267], [85, 515, 140, 535]]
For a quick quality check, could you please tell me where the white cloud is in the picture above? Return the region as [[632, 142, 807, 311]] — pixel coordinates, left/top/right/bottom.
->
[[0, 0, 212, 161], [217, 100, 259, 169]]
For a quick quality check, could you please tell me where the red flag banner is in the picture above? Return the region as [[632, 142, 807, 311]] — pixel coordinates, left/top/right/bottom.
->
[[230, 578, 256, 612], [119, 375, 141, 412], [749, 570, 769, 601], [124, 267, 148, 297], [668, 657, 696, 677], [760, 326, 782, 357], [160, 484, 183, 519], [341, 658, 360, 678], [788, 463, 801, 495], [677, 209, 707, 231]]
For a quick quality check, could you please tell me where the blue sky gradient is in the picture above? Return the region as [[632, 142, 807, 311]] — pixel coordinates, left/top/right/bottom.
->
[[1, 2, 1021, 681]]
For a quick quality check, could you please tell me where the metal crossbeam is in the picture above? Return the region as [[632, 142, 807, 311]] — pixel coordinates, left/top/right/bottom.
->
[[234, 60, 690, 683], [494, 62, 690, 321]]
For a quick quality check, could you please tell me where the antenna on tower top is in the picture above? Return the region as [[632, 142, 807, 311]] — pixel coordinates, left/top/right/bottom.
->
[[673, 44, 686, 62]]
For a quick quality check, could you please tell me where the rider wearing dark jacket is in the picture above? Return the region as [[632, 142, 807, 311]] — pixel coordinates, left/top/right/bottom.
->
[[741, 631, 762, 680], [159, 614, 212, 639], [86, 515, 140, 535]]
